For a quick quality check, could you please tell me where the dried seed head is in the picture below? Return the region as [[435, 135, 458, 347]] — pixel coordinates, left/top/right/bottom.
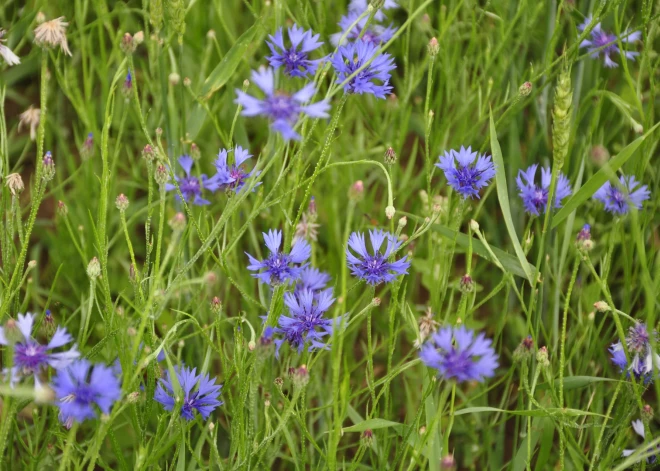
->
[[5, 173, 24, 196], [428, 37, 439, 57], [33, 17, 72, 56], [115, 193, 129, 212], [18, 106, 41, 141], [87, 257, 101, 279]]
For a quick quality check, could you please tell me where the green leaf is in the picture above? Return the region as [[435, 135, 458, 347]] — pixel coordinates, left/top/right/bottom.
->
[[341, 418, 403, 433], [454, 406, 607, 418], [551, 121, 660, 228], [537, 375, 617, 391], [489, 112, 534, 283]]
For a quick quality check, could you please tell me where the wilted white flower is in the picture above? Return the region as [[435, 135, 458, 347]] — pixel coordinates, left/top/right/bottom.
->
[[19, 106, 40, 141], [5, 173, 24, 196], [293, 213, 320, 245], [33, 17, 72, 56], [0, 30, 20, 66]]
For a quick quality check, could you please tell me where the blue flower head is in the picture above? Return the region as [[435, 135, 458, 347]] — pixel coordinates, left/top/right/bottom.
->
[[246, 229, 311, 285], [609, 323, 659, 384], [295, 267, 331, 295], [330, 41, 396, 98], [154, 365, 223, 421], [267, 25, 324, 78], [578, 16, 641, 68], [0, 313, 79, 388], [165, 155, 213, 206], [593, 175, 650, 215], [419, 326, 499, 383], [436, 146, 496, 199], [331, 11, 397, 46], [52, 359, 122, 427], [349, 0, 399, 21], [235, 68, 330, 141], [273, 288, 339, 358], [515, 164, 572, 215], [207, 146, 260, 194], [346, 229, 410, 285]]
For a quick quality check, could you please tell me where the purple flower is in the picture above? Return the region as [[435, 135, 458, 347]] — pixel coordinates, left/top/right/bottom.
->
[[623, 420, 659, 464], [419, 326, 499, 383], [436, 146, 496, 199], [154, 365, 223, 421], [273, 288, 339, 358], [330, 40, 396, 98], [295, 267, 331, 295], [593, 175, 650, 215], [165, 155, 213, 206], [609, 323, 660, 384], [346, 229, 410, 285], [246, 229, 311, 285], [330, 11, 397, 46], [235, 68, 330, 141], [0, 313, 79, 387], [515, 164, 572, 215], [52, 359, 122, 427], [267, 25, 323, 78], [578, 16, 641, 68], [349, 0, 398, 21], [207, 146, 260, 194]]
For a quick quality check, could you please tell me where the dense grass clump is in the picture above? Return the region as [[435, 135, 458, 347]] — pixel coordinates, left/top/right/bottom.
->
[[0, 0, 658, 469]]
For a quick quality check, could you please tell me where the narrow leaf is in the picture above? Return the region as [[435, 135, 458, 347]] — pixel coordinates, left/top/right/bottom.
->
[[341, 418, 403, 433], [489, 112, 533, 282]]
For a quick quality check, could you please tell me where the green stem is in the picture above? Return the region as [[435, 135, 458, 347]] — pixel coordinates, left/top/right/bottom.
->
[[443, 383, 457, 455], [58, 423, 80, 471]]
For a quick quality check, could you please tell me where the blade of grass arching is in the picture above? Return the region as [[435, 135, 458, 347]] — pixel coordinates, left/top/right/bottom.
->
[[489, 112, 533, 283], [551, 121, 660, 228]]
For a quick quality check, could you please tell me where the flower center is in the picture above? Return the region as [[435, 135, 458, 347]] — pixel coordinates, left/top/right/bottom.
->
[[284, 48, 308, 73], [531, 187, 549, 210], [454, 166, 480, 190], [266, 93, 297, 121], [179, 176, 201, 199], [14, 341, 48, 372]]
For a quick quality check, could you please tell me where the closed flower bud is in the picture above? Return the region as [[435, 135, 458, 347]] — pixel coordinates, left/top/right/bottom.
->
[[169, 212, 186, 231], [122, 71, 133, 98], [80, 132, 94, 160], [385, 206, 396, 219], [168, 72, 180, 86], [398, 216, 407, 228], [440, 455, 456, 470], [115, 193, 129, 212], [590, 145, 609, 166], [3, 319, 23, 344], [348, 180, 364, 202], [372, 297, 381, 306], [127, 391, 141, 403], [42, 310, 56, 336], [155, 127, 163, 137], [469, 219, 480, 232], [35, 384, 55, 403], [42, 151, 55, 182], [120, 32, 136, 54], [428, 37, 439, 57], [57, 200, 68, 217], [190, 142, 200, 160], [384, 146, 397, 165], [154, 164, 169, 186], [5, 173, 24, 196], [642, 404, 654, 423], [274, 377, 284, 389], [133, 31, 144, 44], [142, 144, 156, 161], [513, 335, 534, 363], [593, 301, 610, 313], [361, 429, 374, 446], [518, 81, 532, 97], [292, 365, 309, 389], [207, 30, 216, 39], [536, 346, 549, 367], [87, 257, 101, 279], [183, 77, 191, 87], [459, 274, 474, 293], [210, 296, 222, 315]]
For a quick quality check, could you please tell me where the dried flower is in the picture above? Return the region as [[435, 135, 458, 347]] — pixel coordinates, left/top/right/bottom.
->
[[33, 17, 72, 56], [293, 212, 320, 245], [5, 173, 24, 196], [0, 29, 20, 66], [18, 106, 41, 141]]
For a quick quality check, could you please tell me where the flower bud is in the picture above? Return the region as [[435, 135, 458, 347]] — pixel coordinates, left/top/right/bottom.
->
[[169, 72, 180, 86], [590, 145, 609, 166], [518, 81, 532, 97], [385, 206, 396, 219], [593, 301, 610, 313], [274, 377, 284, 389], [536, 346, 549, 367], [142, 144, 156, 161], [372, 297, 381, 307], [115, 193, 129, 212], [292, 365, 309, 389], [154, 164, 169, 186], [207, 30, 216, 39], [513, 335, 534, 363], [398, 216, 407, 228], [440, 455, 456, 470], [384, 146, 397, 165], [183, 77, 191, 87], [127, 391, 141, 403], [87, 257, 101, 279], [120, 33, 136, 54], [210, 296, 222, 315], [57, 200, 68, 217], [348, 180, 364, 202], [81, 132, 94, 160], [642, 404, 654, 423], [459, 274, 474, 293], [3, 319, 23, 344], [169, 212, 186, 232], [361, 429, 374, 446], [133, 31, 144, 45], [190, 142, 200, 160], [122, 71, 133, 98], [42, 151, 55, 182], [428, 37, 439, 57], [469, 219, 479, 232]]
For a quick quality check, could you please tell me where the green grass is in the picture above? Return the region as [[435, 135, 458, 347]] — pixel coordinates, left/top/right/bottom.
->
[[0, 0, 659, 469]]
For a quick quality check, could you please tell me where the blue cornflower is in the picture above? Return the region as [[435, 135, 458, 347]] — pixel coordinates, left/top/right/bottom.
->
[[593, 175, 650, 215], [0, 313, 79, 388], [267, 25, 323, 78], [235, 68, 330, 141], [207, 146, 260, 194], [246, 229, 311, 285], [419, 326, 499, 383], [578, 16, 641, 68], [295, 267, 331, 295], [165, 155, 213, 206], [331, 11, 397, 46], [52, 359, 122, 427], [346, 229, 410, 285], [330, 40, 396, 98], [349, 0, 398, 21], [154, 365, 223, 421], [436, 146, 496, 199], [623, 420, 660, 464], [515, 164, 572, 215], [609, 323, 660, 384], [273, 288, 338, 358]]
